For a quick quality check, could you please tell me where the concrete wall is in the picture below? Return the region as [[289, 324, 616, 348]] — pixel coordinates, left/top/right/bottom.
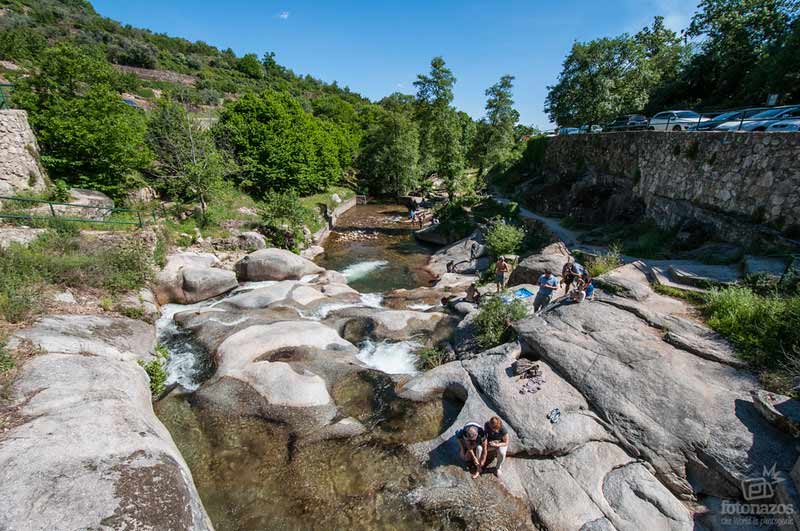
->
[[0, 109, 48, 196], [539, 131, 800, 239]]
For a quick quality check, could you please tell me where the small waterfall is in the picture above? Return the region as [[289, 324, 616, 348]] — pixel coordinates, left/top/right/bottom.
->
[[341, 260, 388, 280], [357, 339, 421, 375], [156, 300, 220, 390]]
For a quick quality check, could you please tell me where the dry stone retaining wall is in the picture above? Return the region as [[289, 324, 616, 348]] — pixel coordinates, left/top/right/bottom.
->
[[0, 109, 48, 196], [539, 131, 800, 240]]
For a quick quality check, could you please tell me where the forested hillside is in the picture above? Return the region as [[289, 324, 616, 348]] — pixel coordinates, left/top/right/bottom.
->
[[0, 0, 532, 214]]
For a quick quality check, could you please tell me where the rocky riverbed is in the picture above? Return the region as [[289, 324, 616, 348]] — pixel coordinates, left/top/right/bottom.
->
[[2, 204, 799, 530]]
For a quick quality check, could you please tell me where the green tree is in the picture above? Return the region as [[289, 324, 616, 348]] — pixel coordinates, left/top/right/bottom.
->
[[358, 111, 420, 196], [213, 91, 342, 196], [15, 44, 150, 197], [147, 99, 231, 220], [482, 75, 520, 173], [414, 57, 465, 198], [237, 53, 264, 79]]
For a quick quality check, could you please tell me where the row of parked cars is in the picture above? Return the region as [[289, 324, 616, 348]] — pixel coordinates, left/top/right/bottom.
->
[[559, 104, 800, 134]]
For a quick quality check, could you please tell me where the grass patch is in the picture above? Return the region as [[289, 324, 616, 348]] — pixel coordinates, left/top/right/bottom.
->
[[298, 186, 355, 233], [0, 339, 13, 375], [474, 295, 529, 349], [652, 283, 706, 305], [0, 230, 154, 323], [416, 347, 447, 371], [581, 222, 674, 259], [703, 287, 800, 373]]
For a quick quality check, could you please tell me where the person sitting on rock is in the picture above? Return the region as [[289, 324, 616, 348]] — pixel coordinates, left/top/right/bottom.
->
[[584, 277, 595, 301], [465, 283, 482, 306], [570, 275, 588, 303], [495, 256, 510, 293], [457, 422, 487, 479], [534, 269, 559, 312], [482, 416, 509, 477]]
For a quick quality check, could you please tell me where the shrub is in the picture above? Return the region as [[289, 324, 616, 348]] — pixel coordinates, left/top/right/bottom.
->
[[258, 190, 316, 252], [703, 287, 800, 370], [484, 218, 525, 257], [474, 296, 529, 349], [416, 347, 447, 371], [586, 242, 623, 277], [49, 180, 71, 203], [0, 339, 14, 374], [138, 345, 169, 396]]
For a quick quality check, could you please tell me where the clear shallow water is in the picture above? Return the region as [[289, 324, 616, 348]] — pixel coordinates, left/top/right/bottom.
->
[[155, 204, 454, 530], [316, 204, 436, 293]]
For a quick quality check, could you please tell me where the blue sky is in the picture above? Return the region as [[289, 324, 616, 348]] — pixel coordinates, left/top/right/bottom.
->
[[91, 0, 698, 128]]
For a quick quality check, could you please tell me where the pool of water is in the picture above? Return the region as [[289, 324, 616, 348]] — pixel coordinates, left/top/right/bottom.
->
[[157, 374, 463, 531], [316, 204, 437, 293]]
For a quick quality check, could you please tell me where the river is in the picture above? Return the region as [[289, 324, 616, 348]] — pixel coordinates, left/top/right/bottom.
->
[[155, 203, 462, 530]]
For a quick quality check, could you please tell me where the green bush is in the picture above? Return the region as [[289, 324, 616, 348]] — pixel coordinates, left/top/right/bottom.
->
[[0, 339, 12, 374], [138, 345, 169, 396], [484, 218, 525, 257], [474, 296, 529, 349], [586, 243, 623, 277], [258, 190, 315, 252], [416, 347, 447, 371], [704, 287, 800, 371]]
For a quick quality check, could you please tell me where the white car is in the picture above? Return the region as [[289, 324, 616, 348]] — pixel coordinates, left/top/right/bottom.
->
[[715, 105, 800, 131], [648, 110, 709, 131], [766, 118, 800, 132]]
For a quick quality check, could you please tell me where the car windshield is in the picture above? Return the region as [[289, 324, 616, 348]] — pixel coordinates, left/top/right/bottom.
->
[[675, 111, 700, 118], [712, 111, 740, 121], [750, 107, 791, 119]]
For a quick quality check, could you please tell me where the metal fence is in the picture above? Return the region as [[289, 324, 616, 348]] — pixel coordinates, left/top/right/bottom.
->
[[0, 83, 12, 110], [0, 195, 158, 228]]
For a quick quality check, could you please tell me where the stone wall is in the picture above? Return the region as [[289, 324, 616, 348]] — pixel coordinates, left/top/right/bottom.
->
[[537, 131, 800, 240], [0, 109, 48, 196]]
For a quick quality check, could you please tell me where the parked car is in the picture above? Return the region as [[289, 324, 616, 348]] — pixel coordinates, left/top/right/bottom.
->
[[558, 127, 580, 135], [648, 110, 708, 131], [766, 118, 800, 132], [606, 115, 649, 131], [715, 105, 800, 131], [579, 124, 603, 133], [686, 108, 767, 131]]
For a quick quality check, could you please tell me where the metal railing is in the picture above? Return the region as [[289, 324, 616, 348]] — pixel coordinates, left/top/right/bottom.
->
[[0, 83, 12, 110], [0, 195, 158, 228]]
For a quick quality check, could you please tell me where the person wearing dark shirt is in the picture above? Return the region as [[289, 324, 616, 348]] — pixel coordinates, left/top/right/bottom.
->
[[457, 422, 487, 479], [482, 416, 510, 476]]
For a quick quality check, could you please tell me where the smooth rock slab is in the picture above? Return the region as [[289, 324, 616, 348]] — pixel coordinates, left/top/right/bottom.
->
[[235, 248, 323, 281], [0, 353, 212, 530]]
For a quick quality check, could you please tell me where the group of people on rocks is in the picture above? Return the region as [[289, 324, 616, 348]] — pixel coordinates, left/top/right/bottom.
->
[[457, 417, 509, 479], [533, 259, 594, 312], [408, 206, 438, 229]]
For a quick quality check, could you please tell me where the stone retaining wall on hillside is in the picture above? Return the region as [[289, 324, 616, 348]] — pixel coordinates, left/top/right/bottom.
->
[[539, 132, 800, 240], [0, 109, 48, 196], [312, 195, 358, 244]]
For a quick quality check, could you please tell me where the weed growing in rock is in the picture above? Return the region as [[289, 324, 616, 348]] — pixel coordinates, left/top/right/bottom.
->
[[416, 347, 447, 371], [475, 296, 529, 349], [138, 345, 169, 396], [586, 243, 623, 277], [0, 339, 13, 374]]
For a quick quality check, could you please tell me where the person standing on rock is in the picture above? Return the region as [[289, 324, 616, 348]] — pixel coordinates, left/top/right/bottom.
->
[[483, 416, 509, 477], [534, 269, 559, 312], [457, 422, 487, 479], [495, 256, 510, 293]]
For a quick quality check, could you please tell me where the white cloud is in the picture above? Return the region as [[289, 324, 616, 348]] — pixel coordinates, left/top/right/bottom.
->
[[652, 0, 697, 32], [396, 83, 405, 89], [277, 10, 290, 20]]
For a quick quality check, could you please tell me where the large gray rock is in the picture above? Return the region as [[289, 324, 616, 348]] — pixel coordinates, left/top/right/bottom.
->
[[31, 188, 116, 220], [514, 297, 797, 500], [154, 252, 237, 305], [196, 320, 358, 431], [9, 314, 155, 363], [508, 242, 571, 286], [235, 248, 323, 281], [0, 227, 46, 250], [0, 339, 212, 529], [426, 230, 488, 277]]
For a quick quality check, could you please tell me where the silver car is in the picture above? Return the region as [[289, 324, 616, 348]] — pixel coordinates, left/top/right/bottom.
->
[[648, 110, 709, 131], [715, 105, 800, 131]]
